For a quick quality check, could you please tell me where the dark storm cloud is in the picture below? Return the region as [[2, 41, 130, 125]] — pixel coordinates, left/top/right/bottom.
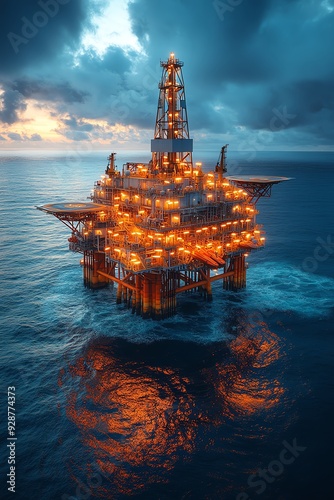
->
[[234, 79, 334, 134], [0, 86, 27, 124], [0, 43, 139, 137], [0, 0, 102, 132], [0, 0, 102, 76], [47, 46, 153, 126], [128, 0, 272, 84], [11, 80, 88, 104], [0, 79, 87, 125], [126, 0, 334, 145], [68, 46, 137, 118], [7, 45, 139, 127]]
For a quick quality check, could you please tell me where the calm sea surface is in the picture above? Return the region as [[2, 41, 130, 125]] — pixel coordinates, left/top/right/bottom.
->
[[0, 150, 333, 499]]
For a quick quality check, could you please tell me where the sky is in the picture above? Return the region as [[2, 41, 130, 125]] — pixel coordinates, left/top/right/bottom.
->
[[0, 0, 333, 151]]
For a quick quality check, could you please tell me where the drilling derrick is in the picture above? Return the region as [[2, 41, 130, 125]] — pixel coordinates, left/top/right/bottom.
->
[[38, 53, 290, 319], [151, 53, 193, 175]]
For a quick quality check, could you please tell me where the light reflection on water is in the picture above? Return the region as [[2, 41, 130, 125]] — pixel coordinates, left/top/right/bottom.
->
[[216, 329, 284, 420], [60, 314, 287, 498]]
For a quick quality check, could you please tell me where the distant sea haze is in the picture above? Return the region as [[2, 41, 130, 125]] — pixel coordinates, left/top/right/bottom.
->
[[0, 151, 333, 499]]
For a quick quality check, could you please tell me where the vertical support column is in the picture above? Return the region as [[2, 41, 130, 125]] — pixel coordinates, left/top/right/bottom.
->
[[151, 274, 156, 317], [83, 251, 109, 289], [161, 272, 167, 319], [149, 272, 162, 320], [223, 257, 233, 291], [136, 275, 142, 315], [234, 256, 239, 290], [83, 251, 88, 286], [164, 271, 169, 318], [92, 252, 101, 288], [206, 268, 213, 301], [164, 270, 171, 318], [116, 284, 123, 304], [142, 274, 150, 319], [239, 255, 243, 289], [230, 254, 246, 291], [167, 271, 171, 317], [122, 286, 128, 304], [241, 254, 246, 288], [83, 250, 93, 287], [155, 273, 162, 320], [170, 270, 177, 317], [131, 281, 137, 314]]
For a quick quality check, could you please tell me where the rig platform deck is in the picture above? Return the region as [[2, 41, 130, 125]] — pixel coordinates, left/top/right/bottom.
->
[[38, 53, 290, 319]]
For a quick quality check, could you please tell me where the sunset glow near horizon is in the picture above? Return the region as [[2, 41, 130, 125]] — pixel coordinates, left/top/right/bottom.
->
[[0, 0, 333, 151]]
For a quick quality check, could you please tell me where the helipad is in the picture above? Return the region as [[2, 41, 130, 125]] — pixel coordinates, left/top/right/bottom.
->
[[38, 202, 108, 214], [226, 175, 291, 184], [226, 175, 292, 203]]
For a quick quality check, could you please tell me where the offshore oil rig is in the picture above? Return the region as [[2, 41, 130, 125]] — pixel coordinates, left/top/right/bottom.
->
[[39, 53, 289, 319]]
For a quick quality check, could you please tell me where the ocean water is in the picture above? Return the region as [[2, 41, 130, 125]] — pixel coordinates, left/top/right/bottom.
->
[[0, 150, 333, 500]]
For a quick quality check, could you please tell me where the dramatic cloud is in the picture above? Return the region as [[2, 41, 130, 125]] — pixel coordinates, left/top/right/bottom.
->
[[0, 86, 27, 124], [0, 0, 102, 76], [0, 0, 333, 149], [127, 0, 334, 144], [11, 80, 88, 104]]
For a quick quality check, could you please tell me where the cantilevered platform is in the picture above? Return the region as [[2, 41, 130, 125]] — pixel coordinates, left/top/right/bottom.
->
[[37, 202, 109, 233], [227, 175, 291, 184], [38, 202, 108, 215], [226, 175, 291, 203]]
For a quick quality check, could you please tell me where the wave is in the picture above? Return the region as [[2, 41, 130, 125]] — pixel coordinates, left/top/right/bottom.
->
[[245, 261, 334, 318]]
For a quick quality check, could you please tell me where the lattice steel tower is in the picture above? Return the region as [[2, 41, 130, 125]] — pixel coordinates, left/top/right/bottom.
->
[[151, 53, 193, 175]]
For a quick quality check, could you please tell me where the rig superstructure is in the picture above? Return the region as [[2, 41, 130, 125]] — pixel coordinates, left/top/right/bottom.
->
[[39, 53, 289, 319]]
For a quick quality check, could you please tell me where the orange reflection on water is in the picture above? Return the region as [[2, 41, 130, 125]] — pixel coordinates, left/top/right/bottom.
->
[[214, 327, 285, 418], [61, 319, 287, 497], [64, 345, 197, 496]]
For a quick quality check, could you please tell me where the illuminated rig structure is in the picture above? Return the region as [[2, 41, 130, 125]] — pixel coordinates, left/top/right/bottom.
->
[[39, 53, 289, 319]]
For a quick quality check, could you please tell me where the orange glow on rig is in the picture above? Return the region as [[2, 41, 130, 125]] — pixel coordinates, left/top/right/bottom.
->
[[38, 54, 290, 319]]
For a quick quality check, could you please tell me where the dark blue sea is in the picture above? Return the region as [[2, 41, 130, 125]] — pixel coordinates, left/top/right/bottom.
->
[[1, 150, 333, 500]]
